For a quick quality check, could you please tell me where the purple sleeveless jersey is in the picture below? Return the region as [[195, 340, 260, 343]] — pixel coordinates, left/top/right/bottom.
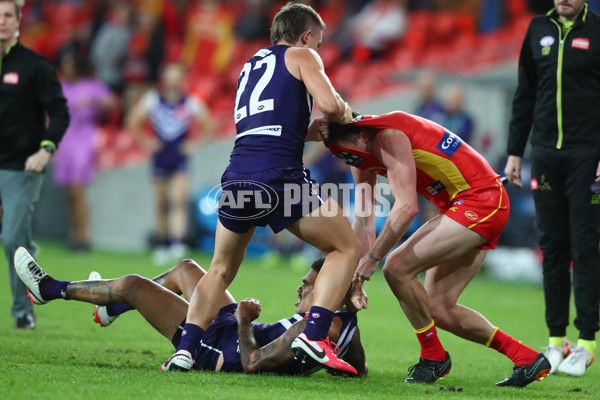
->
[[228, 45, 313, 173]]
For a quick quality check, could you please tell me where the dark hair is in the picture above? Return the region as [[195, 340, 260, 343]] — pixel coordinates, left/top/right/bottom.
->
[[310, 257, 325, 272], [328, 121, 374, 144], [270, 2, 325, 45]]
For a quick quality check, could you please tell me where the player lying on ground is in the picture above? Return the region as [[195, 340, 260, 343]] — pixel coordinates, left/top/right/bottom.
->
[[322, 112, 550, 387], [14, 247, 366, 375]]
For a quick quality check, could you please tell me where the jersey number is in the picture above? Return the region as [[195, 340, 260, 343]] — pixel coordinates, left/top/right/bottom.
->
[[234, 55, 276, 124]]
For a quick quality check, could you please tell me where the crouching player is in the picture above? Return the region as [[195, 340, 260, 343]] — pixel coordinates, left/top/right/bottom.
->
[[14, 247, 366, 376], [322, 112, 550, 387]]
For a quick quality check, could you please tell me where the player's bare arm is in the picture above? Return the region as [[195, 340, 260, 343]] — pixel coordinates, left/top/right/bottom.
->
[[236, 299, 307, 374], [286, 47, 352, 124], [126, 97, 161, 153], [356, 130, 419, 282], [351, 167, 378, 255]]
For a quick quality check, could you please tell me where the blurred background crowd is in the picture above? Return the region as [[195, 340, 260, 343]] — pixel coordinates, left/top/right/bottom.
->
[[19, 0, 584, 280], [22, 0, 588, 167]]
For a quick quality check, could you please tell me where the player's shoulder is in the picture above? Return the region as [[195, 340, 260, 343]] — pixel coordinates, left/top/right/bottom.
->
[[285, 46, 321, 65]]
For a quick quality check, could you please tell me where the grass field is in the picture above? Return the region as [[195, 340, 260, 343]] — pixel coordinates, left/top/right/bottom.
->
[[1, 241, 598, 400]]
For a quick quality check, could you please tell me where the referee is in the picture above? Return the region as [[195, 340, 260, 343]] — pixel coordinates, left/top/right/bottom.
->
[[0, 0, 69, 329], [504, 0, 599, 377]]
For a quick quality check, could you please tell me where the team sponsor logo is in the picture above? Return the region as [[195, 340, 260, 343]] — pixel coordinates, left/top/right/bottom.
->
[[530, 177, 539, 191], [540, 36, 555, 47], [542, 46, 551, 56], [426, 180, 446, 196], [3, 72, 18, 84], [464, 211, 478, 220], [337, 150, 366, 167], [590, 183, 600, 193], [449, 206, 459, 212], [453, 199, 464, 205], [572, 38, 590, 50], [435, 130, 462, 157], [208, 180, 279, 220], [539, 175, 552, 191]]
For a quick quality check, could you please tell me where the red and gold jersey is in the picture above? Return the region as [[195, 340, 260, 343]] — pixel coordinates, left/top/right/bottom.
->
[[329, 112, 499, 209]]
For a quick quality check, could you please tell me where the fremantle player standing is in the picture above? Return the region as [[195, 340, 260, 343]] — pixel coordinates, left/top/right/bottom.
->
[[161, 3, 361, 375]]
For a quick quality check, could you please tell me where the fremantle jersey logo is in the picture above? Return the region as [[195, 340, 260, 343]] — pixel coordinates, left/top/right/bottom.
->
[[436, 130, 462, 157], [337, 150, 365, 167]]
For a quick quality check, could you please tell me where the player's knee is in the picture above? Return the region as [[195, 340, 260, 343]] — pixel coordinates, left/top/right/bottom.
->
[[382, 259, 407, 284], [115, 274, 146, 294], [175, 259, 206, 278]]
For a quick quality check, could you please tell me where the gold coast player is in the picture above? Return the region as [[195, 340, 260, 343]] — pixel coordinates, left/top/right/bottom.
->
[[14, 248, 366, 375], [161, 3, 361, 375], [323, 112, 550, 387]]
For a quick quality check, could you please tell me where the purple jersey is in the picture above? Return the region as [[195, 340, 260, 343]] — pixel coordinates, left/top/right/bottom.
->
[[228, 45, 313, 173], [189, 305, 358, 373]]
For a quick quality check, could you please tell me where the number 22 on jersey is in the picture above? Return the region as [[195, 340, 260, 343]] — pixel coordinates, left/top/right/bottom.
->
[[234, 52, 276, 124]]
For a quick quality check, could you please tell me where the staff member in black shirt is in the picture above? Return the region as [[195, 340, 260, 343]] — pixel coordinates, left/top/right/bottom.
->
[[504, 0, 599, 377], [0, 0, 69, 329]]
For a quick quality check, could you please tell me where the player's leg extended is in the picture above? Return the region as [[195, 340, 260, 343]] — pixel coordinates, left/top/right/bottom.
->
[[287, 198, 360, 314], [14, 247, 188, 340], [288, 198, 360, 311], [383, 215, 484, 382], [383, 214, 486, 331], [287, 197, 361, 375], [153, 259, 236, 304], [185, 221, 254, 329], [161, 221, 255, 372], [425, 248, 493, 342]]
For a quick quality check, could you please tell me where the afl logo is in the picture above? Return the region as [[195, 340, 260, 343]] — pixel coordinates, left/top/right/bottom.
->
[[464, 211, 478, 221], [591, 183, 600, 193], [540, 36, 555, 47], [208, 180, 279, 220]]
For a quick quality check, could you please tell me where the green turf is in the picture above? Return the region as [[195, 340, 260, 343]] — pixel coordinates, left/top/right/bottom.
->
[[1, 241, 598, 399]]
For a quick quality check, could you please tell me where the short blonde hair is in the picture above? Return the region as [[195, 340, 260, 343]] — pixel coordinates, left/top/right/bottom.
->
[[270, 2, 325, 45]]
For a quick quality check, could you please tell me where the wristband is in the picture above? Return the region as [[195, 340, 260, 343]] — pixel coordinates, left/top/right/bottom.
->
[[367, 251, 381, 262], [40, 140, 56, 154]]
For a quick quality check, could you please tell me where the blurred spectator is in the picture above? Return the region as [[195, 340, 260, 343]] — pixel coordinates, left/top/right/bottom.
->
[[122, 9, 166, 111], [440, 83, 474, 144], [127, 62, 215, 265], [342, 0, 408, 61], [234, 0, 271, 41], [414, 71, 444, 124], [53, 50, 117, 252], [180, 0, 235, 77], [90, 3, 132, 93]]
